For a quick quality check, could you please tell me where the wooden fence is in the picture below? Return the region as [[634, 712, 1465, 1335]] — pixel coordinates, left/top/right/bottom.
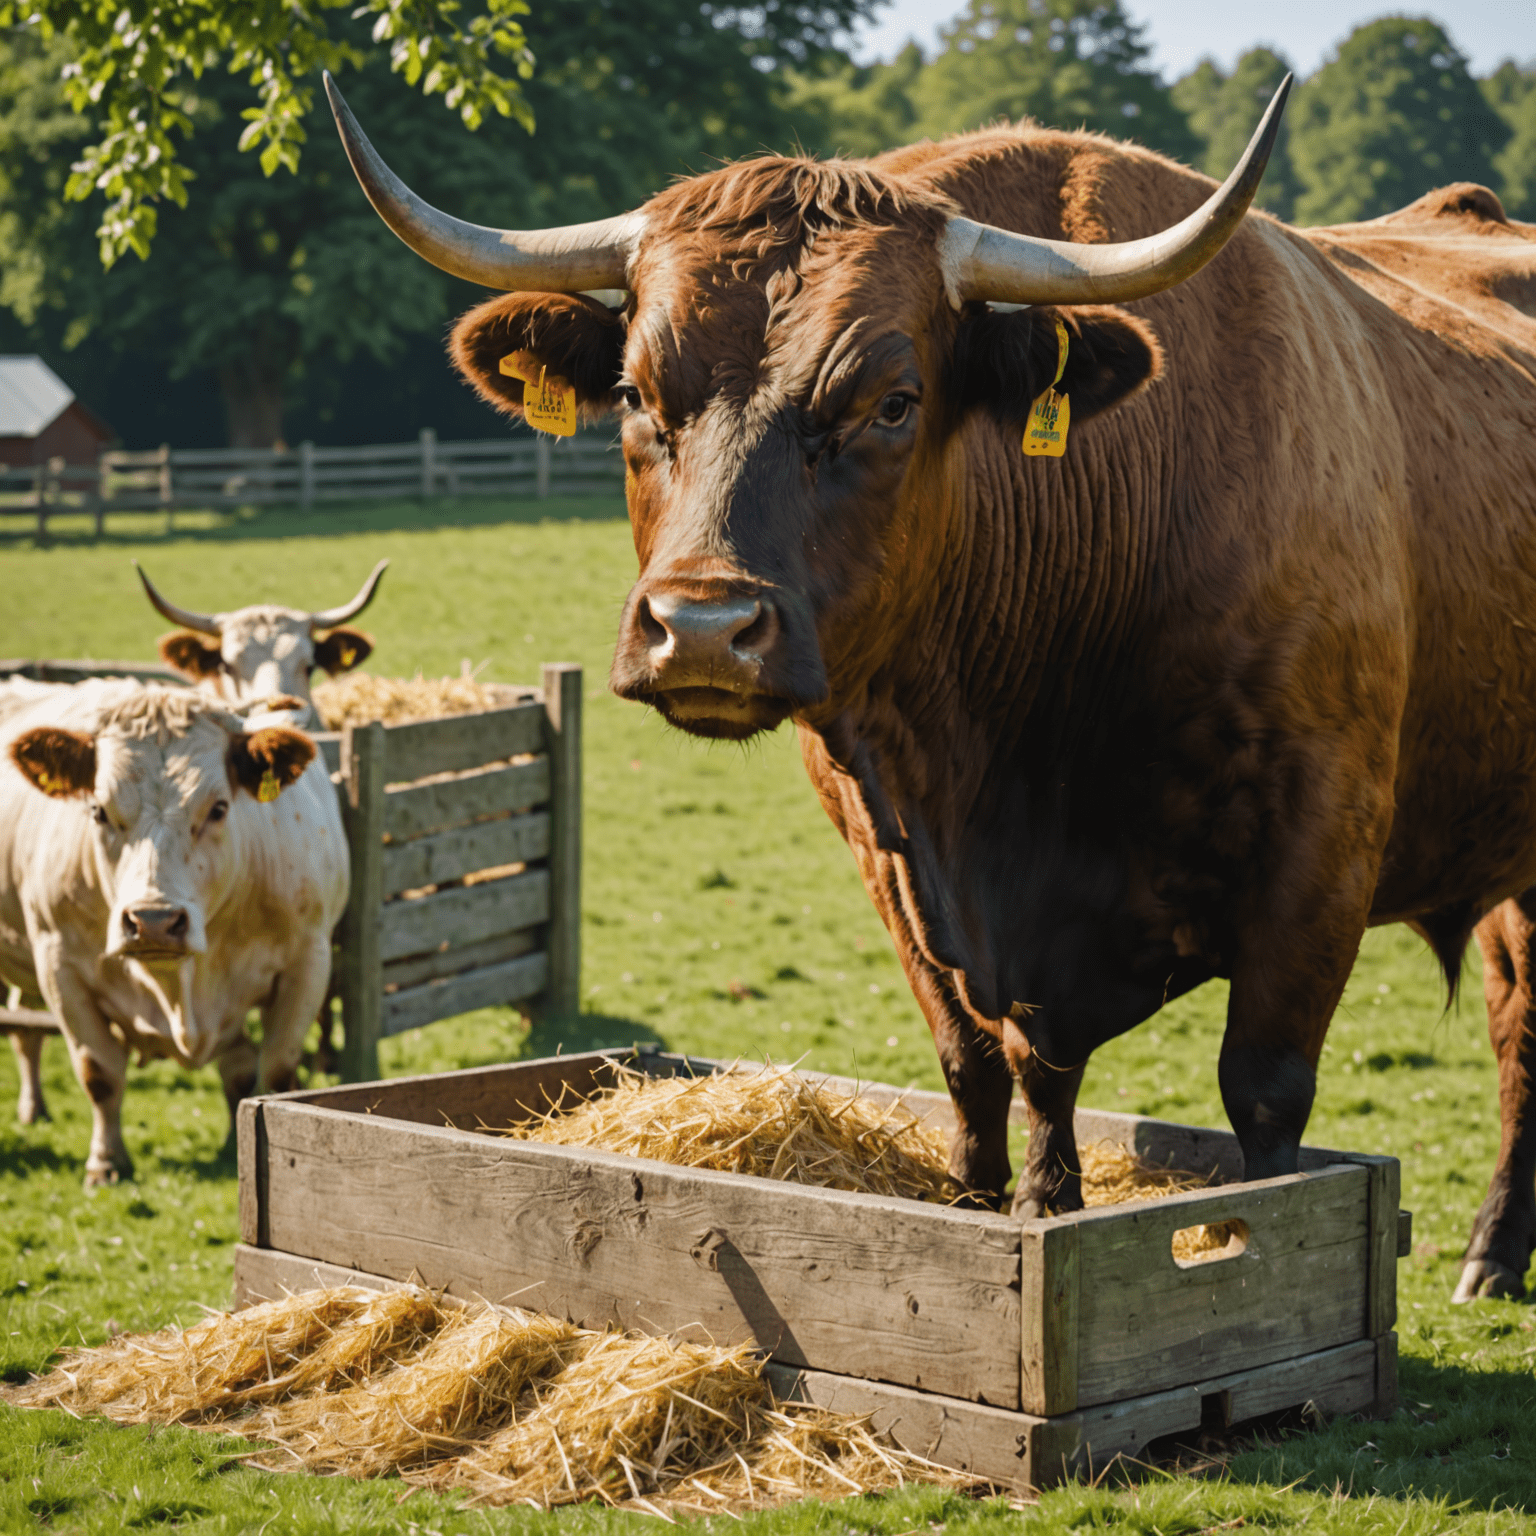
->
[[0, 426, 623, 536]]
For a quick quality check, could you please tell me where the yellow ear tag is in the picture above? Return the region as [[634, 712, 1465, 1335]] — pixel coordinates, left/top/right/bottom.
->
[[339, 646, 356, 667], [258, 768, 280, 804], [499, 350, 576, 437], [1022, 318, 1071, 459]]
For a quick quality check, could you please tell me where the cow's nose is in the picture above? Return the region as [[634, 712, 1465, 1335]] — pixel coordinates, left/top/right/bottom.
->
[[638, 591, 780, 674], [121, 905, 191, 952]]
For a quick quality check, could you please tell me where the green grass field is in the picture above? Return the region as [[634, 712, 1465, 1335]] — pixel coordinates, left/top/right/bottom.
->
[[1, 501, 1532, 1533]]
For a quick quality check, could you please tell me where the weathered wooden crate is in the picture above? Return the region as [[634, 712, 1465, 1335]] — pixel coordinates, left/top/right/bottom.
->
[[234, 1047, 1406, 1489], [314, 662, 583, 1081]]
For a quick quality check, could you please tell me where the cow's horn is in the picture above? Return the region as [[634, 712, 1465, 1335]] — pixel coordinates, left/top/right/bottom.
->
[[323, 73, 642, 292], [310, 558, 390, 631], [941, 75, 1292, 308], [133, 562, 221, 636]]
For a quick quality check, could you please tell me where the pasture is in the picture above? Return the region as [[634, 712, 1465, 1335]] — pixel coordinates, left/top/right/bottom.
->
[[1, 500, 1532, 1533]]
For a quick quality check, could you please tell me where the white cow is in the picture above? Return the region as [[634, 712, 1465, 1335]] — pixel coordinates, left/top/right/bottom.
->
[[0, 682, 347, 1184], [135, 559, 388, 716]]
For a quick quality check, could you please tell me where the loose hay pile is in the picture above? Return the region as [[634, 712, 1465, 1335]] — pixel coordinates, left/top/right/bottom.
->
[[13, 1288, 947, 1513], [500, 1062, 960, 1203], [313, 663, 526, 729]]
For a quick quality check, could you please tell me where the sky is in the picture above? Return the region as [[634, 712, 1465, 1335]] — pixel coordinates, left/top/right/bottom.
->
[[850, 0, 1536, 79]]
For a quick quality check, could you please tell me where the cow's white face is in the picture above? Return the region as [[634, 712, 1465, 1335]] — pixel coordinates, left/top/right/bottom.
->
[[216, 608, 317, 704], [8, 697, 314, 1063]]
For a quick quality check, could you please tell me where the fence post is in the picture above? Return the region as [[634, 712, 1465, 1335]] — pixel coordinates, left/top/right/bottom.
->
[[34, 463, 46, 541], [159, 444, 172, 533], [337, 720, 386, 1082], [419, 426, 436, 500], [535, 434, 551, 500], [541, 662, 582, 1020], [300, 440, 315, 511]]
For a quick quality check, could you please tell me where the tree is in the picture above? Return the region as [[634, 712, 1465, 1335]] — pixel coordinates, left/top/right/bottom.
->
[[907, 0, 1198, 162], [1484, 60, 1536, 220], [0, 0, 881, 447], [1172, 47, 1298, 219], [783, 43, 925, 159], [0, 0, 536, 264], [1289, 18, 1511, 226]]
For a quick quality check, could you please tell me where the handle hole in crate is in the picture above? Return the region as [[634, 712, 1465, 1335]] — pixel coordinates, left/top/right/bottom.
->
[[1172, 1217, 1249, 1267]]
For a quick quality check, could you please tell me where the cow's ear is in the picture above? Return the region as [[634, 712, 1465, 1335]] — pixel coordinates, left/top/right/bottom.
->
[[450, 292, 625, 421], [228, 727, 315, 802], [159, 631, 223, 680], [9, 728, 97, 799], [952, 304, 1162, 429], [313, 627, 372, 675]]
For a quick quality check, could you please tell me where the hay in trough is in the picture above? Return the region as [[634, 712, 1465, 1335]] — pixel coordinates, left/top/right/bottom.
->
[[13, 1287, 959, 1514], [312, 663, 526, 729], [1080, 1141, 1238, 1262], [500, 1061, 960, 1204]]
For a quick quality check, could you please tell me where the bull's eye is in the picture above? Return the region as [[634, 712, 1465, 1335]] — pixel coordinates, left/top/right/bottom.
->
[[617, 384, 642, 412], [876, 393, 913, 428], [91, 803, 110, 828], [206, 800, 229, 827]]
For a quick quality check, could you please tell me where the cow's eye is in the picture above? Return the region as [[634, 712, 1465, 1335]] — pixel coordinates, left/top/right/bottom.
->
[[876, 393, 913, 428], [207, 800, 228, 826], [91, 803, 110, 828], [617, 384, 643, 411]]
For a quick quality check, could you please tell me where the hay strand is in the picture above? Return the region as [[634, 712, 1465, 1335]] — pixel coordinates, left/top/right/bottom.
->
[[312, 664, 527, 729]]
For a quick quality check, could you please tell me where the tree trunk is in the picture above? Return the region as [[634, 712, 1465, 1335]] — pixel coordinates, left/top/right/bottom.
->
[[219, 346, 290, 450]]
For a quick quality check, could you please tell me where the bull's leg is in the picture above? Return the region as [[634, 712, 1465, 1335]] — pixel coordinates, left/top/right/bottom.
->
[[216, 1033, 260, 1144], [251, 936, 334, 1132], [32, 955, 133, 1186], [1455, 898, 1536, 1301], [10, 1031, 49, 1124], [1010, 1040, 1087, 1219]]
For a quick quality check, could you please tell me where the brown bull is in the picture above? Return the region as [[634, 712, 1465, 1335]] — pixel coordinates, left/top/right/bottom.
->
[[328, 76, 1536, 1301]]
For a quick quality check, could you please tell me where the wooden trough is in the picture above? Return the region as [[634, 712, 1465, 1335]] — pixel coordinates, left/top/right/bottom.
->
[[234, 1047, 1408, 1491]]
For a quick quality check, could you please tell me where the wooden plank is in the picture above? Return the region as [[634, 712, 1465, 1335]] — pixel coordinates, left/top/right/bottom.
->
[[378, 868, 548, 962], [766, 1363, 1041, 1490], [313, 733, 342, 775], [233, 1244, 417, 1309], [236, 1101, 268, 1248], [336, 721, 386, 1082], [1061, 1164, 1370, 1408], [382, 702, 546, 785], [1020, 1222, 1080, 1416], [1373, 1331, 1399, 1417], [384, 758, 550, 841], [542, 663, 583, 1018], [1397, 1209, 1413, 1257], [382, 952, 548, 1036], [1332, 1152, 1400, 1338], [383, 928, 538, 991], [258, 1100, 1023, 1405], [381, 812, 549, 898], [267, 1049, 621, 1126]]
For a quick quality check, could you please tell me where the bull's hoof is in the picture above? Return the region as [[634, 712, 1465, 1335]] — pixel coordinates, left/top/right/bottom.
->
[[1452, 1258, 1525, 1302], [1011, 1184, 1083, 1219], [83, 1156, 134, 1189]]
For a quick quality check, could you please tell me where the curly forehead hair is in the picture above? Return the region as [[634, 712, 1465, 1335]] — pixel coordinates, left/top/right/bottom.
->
[[97, 686, 239, 746], [643, 155, 956, 270]]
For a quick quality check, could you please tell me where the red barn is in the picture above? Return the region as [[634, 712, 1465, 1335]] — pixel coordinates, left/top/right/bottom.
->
[[0, 356, 115, 468]]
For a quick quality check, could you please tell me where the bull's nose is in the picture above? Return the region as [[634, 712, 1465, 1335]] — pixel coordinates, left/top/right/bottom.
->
[[638, 591, 780, 673], [121, 905, 191, 952]]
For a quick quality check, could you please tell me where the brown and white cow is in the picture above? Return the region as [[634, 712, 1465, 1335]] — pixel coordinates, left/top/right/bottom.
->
[[328, 76, 1536, 1300], [136, 559, 388, 717], [0, 682, 347, 1183]]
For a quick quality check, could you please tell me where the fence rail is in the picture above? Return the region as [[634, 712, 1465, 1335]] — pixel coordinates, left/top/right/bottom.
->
[[0, 426, 623, 536]]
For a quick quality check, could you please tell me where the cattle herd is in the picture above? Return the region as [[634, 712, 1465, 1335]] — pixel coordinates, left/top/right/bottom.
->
[[3, 76, 1535, 1316]]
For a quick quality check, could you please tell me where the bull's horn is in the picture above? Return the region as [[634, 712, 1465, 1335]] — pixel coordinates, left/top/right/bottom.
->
[[940, 75, 1292, 308], [310, 558, 390, 631], [133, 562, 221, 636], [323, 72, 643, 292]]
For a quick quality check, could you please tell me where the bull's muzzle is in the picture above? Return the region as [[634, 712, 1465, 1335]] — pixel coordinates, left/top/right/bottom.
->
[[118, 903, 192, 958], [612, 581, 826, 740]]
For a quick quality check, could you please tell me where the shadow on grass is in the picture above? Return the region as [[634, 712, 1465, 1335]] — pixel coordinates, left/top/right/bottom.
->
[[0, 1141, 76, 1178], [0, 494, 627, 550], [1130, 1355, 1536, 1513]]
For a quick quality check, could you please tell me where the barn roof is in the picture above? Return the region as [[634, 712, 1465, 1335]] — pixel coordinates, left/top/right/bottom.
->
[[0, 355, 74, 438]]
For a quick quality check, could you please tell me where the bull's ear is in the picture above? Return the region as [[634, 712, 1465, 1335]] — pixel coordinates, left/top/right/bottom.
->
[[159, 631, 223, 680], [450, 292, 625, 421], [9, 728, 97, 798], [313, 627, 372, 675], [951, 304, 1162, 429], [228, 727, 315, 803]]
